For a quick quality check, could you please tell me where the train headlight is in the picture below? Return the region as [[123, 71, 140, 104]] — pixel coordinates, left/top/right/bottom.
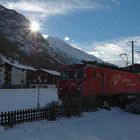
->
[[77, 88, 81, 91]]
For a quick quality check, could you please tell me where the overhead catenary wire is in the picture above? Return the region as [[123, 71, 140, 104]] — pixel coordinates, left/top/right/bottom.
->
[[24, 0, 91, 42], [32, 0, 112, 40], [41, 22, 91, 42], [29, 0, 140, 65]]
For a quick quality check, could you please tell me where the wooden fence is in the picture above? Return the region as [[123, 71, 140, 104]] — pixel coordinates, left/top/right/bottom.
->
[[0, 103, 97, 128], [0, 105, 65, 127]]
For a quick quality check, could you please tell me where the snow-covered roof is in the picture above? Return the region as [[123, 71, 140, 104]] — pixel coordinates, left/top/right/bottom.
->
[[5, 62, 36, 71], [0, 55, 10, 63], [40, 68, 60, 76]]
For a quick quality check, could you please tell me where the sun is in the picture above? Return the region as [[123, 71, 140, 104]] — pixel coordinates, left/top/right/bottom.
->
[[30, 21, 40, 32]]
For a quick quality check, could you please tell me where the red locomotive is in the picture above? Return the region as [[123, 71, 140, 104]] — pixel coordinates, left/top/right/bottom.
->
[[58, 61, 140, 111]]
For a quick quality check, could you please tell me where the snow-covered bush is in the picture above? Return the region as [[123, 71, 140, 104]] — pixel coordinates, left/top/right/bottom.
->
[[125, 100, 140, 114]]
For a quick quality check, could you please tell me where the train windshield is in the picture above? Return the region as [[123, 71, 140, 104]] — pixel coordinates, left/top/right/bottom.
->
[[61, 70, 83, 80]]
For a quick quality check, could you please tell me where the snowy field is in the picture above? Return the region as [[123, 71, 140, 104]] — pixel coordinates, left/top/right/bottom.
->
[[0, 86, 140, 140], [0, 86, 58, 112]]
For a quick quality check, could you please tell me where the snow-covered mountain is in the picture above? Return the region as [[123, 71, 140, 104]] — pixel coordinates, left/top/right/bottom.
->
[[0, 5, 51, 54], [0, 5, 61, 69], [47, 36, 102, 64], [0, 5, 102, 69]]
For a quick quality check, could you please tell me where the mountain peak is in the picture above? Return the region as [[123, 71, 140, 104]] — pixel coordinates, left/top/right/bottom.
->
[[0, 4, 18, 15], [0, 5, 7, 10], [47, 36, 102, 64]]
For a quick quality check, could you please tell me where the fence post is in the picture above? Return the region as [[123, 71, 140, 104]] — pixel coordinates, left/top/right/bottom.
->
[[7, 111, 13, 127], [49, 102, 56, 121], [44, 107, 47, 120], [10, 111, 14, 127], [19, 110, 22, 124], [0, 112, 3, 126], [14, 110, 16, 125]]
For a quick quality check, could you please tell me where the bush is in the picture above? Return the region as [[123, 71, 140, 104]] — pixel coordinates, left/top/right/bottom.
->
[[125, 100, 140, 114]]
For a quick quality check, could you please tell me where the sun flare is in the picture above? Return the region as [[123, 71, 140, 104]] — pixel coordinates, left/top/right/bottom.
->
[[30, 21, 40, 32]]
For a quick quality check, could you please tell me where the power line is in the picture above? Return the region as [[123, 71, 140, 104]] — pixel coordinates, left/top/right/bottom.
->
[[67, 9, 114, 37], [134, 51, 140, 54], [32, 0, 111, 40], [41, 22, 90, 42], [28, 1, 91, 42]]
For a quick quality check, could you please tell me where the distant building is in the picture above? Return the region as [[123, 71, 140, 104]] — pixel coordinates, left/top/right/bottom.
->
[[127, 64, 140, 73], [0, 64, 4, 87], [29, 68, 60, 88], [0, 62, 36, 88]]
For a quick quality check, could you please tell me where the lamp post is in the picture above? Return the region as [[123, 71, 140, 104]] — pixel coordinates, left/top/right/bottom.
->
[[37, 75, 40, 109], [37, 84, 40, 109], [28, 21, 41, 108]]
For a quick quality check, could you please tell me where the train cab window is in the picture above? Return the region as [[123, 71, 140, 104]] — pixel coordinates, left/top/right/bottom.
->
[[92, 71, 96, 79], [61, 71, 75, 80], [61, 70, 83, 80], [69, 71, 75, 79], [76, 70, 83, 79]]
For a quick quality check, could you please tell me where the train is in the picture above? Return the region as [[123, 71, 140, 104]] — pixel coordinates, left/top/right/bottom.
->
[[58, 61, 140, 113]]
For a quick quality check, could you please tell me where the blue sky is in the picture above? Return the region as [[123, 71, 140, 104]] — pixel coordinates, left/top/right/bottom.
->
[[1, 0, 140, 66]]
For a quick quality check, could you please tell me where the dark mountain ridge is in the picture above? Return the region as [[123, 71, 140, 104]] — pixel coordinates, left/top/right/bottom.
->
[[0, 5, 102, 70]]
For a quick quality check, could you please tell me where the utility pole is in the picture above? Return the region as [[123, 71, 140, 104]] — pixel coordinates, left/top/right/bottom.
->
[[129, 41, 136, 72]]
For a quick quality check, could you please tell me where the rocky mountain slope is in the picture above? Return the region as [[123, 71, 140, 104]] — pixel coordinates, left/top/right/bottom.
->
[[0, 5, 102, 70], [0, 5, 61, 69], [47, 36, 102, 64]]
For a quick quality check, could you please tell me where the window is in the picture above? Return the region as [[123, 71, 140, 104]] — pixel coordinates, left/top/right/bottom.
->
[[93, 71, 96, 79], [139, 77, 140, 82], [61, 71, 75, 80], [33, 79, 37, 82], [76, 70, 83, 79], [61, 70, 83, 80]]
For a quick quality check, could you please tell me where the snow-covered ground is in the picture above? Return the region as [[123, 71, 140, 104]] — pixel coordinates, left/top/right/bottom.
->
[[0, 86, 140, 140], [0, 86, 58, 112], [0, 108, 140, 140]]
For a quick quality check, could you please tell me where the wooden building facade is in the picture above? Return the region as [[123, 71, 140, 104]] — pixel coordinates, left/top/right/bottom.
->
[[0, 62, 36, 88], [29, 68, 60, 88]]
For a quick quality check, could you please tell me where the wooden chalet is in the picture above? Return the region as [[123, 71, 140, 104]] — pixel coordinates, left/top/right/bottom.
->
[[29, 68, 60, 88]]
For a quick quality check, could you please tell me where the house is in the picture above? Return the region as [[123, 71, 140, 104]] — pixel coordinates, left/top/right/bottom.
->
[[0, 62, 36, 88], [29, 68, 60, 88], [0, 64, 4, 88]]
